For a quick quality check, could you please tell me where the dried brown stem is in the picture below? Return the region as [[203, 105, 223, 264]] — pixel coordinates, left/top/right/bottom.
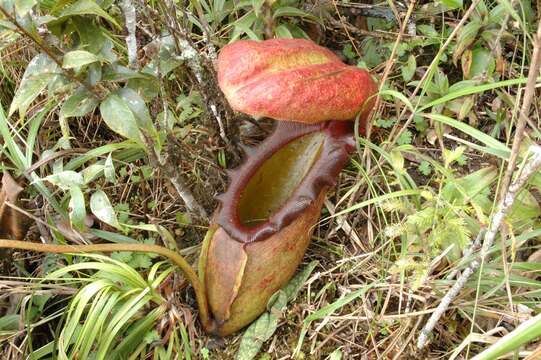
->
[[498, 21, 541, 199], [0, 239, 215, 333]]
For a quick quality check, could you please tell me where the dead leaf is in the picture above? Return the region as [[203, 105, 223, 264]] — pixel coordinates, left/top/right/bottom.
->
[[55, 216, 96, 244], [0, 172, 26, 239]]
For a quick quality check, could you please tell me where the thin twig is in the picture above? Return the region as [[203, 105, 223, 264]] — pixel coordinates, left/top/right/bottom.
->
[[498, 21, 541, 199], [446, 228, 486, 281], [417, 145, 541, 349]]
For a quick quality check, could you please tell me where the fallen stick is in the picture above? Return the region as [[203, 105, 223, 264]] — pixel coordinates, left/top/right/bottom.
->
[[417, 146, 541, 349]]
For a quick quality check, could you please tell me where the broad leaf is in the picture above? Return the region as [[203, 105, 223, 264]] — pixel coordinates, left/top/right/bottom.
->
[[62, 50, 100, 69], [44, 171, 84, 190], [9, 53, 59, 117], [104, 153, 116, 183], [60, 87, 99, 118], [82, 164, 104, 184], [69, 186, 86, 230], [453, 20, 481, 64], [59, 0, 120, 29], [401, 54, 416, 82], [467, 47, 495, 79], [99, 93, 142, 142], [274, 24, 293, 39], [117, 88, 153, 131], [90, 190, 121, 229]]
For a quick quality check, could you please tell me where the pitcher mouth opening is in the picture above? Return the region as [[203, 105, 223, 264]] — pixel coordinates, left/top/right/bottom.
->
[[215, 120, 356, 244]]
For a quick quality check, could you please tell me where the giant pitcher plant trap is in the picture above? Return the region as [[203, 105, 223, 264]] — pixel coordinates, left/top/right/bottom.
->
[[0, 38, 377, 337]]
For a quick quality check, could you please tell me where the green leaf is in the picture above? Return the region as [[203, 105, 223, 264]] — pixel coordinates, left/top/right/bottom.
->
[[0, 314, 19, 331], [272, 6, 317, 21], [15, 0, 37, 17], [375, 118, 395, 129], [442, 166, 498, 206], [236, 313, 279, 360], [342, 44, 356, 60], [69, 186, 86, 230], [91, 229, 138, 243], [443, 146, 466, 167], [441, 0, 462, 9], [283, 261, 318, 301], [99, 93, 142, 141], [419, 77, 531, 112], [333, 189, 421, 217], [251, 0, 265, 16], [508, 190, 541, 230], [60, 87, 99, 118], [82, 163, 104, 184], [274, 24, 293, 38], [379, 89, 415, 113], [90, 190, 121, 229], [468, 47, 495, 78], [62, 50, 100, 69], [473, 313, 541, 360], [117, 88, 154, 132], [59, 0, 120, 29], [453, 20, 481, 64], [390, 150, 405, 173], [44, 170, 84, 190], [423, 113, 510, 159], [401, 54, 416, 82], [9, 53, 59, 117], [418, 161, 432, 176], [417, 24, 439, 37], [71, 16, 106, 54], [231, 13, 260, 42], [329, 349, 343, 360], [397, 129, 413, 145], [104, 153, 116, 183], [111, 251, 133, 263], [129, 254, 153, 269]]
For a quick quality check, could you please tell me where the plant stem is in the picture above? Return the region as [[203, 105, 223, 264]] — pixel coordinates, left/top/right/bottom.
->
[[0, 240, 215, 333], [498, 21, 541, 199]]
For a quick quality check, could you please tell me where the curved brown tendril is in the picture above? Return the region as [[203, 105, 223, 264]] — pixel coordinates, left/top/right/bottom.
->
[[216, 120, 356, 244], [0, 240, 216, 333]]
